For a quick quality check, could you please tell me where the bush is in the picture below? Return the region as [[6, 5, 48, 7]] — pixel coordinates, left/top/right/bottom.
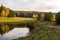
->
[[27, 22, 35, 31], [37, 14, 41, 21], [44, 12, 53, 21], [56, 12, 60, 25]]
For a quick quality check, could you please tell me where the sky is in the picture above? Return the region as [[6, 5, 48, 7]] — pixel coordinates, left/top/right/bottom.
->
[[0, 0, 60, 12]]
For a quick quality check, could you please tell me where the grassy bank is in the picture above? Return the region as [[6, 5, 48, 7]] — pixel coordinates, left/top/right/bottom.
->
[[14, 21, 60, 40]]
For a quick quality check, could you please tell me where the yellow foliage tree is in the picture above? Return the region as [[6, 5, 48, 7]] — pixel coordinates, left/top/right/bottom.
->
[[35, 14, 38, 18], [41, 13, 45, 18], [1, 10, 5, 17], [0, 5, 9, 17], [51, 14, 56, 21], [33, 14, 36, 18], [18, 11, 20, 16]]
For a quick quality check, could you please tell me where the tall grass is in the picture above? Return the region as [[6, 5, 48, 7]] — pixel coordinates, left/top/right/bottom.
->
[[16, 20, 60, 40]]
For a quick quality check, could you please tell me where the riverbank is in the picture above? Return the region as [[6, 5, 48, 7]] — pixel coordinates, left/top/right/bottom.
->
[[15, 21, 60, 40]]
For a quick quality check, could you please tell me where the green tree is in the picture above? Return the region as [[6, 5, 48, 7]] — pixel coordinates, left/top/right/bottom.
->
[[37, 14, 41, 21], [0, 5, 3, 16], [44, 12, 53, 21], [56, 12, 60, 25], [8, 10, 15, 17]]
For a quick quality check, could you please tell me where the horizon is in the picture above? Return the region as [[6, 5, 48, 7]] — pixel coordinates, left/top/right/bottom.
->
[[0, 0, 60, 13]]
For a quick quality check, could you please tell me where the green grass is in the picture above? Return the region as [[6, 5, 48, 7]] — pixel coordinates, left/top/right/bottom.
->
[[15, 21, 60, 40]]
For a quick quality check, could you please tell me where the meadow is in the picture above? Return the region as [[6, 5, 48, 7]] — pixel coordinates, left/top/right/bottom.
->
[[0, 17, 35, 22]]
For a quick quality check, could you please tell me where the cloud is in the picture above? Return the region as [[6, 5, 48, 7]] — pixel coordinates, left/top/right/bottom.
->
[[0, 0, 60, 12]]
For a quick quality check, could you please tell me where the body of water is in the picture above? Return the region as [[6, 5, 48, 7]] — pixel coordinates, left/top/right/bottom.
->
[[0, 27, 29, 40]]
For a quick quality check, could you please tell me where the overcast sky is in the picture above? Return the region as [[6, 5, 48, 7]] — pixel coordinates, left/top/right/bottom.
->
[[0, 0, 60, 12]]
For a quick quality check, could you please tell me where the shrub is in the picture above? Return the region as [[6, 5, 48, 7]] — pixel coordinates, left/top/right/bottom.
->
[[56, 12, 60, 25], [27, 22, 35, 31]]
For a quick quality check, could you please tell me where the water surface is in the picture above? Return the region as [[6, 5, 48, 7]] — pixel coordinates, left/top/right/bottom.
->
[[0, 24, 29, 40]]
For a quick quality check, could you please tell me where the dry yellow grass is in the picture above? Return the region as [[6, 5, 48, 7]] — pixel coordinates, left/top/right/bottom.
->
[[0, 17, 35, 22]]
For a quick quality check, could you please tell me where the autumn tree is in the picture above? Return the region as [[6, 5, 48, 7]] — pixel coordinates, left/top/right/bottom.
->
[[0, 5, 9, 17]]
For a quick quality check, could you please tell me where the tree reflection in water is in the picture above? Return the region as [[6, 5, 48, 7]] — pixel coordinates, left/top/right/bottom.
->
[[0, 24, 14, 36]]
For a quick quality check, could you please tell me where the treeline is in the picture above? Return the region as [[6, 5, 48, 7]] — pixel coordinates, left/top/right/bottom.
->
[[37, 12, 60, 25], [0, 5, 60, 25]]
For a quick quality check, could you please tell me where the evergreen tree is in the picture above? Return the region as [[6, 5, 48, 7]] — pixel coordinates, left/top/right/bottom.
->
[[56, 12, 60, 25], [8, 10, 15, 17], [0, 5, 3, 16]]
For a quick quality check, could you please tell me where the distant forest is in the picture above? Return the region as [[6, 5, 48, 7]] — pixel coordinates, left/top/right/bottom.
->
[[0, 5, 57, 18]]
